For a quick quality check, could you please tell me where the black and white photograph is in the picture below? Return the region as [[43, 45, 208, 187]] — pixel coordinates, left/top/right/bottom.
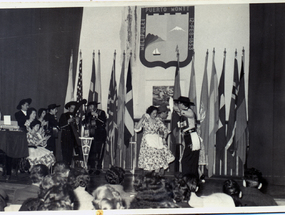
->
[[0, 0, 283, 214]]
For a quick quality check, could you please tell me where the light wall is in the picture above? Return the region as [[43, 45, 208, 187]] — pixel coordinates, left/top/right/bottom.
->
[[77, 3, 249, 120]]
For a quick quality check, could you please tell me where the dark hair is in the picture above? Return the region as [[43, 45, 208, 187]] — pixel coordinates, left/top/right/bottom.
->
[[27, 107, 37, 119], [223, 179, 242, 206], [67, 167, 90, 189], [29, 119, 41, 129], [38, 108, 47, 118], [146, 105, 158, 115], [30, 164, 49, 184], [244, 168, 262, 188], [38, 184, 75, 211], [105, 166, 125, 184], [52, 161, 70, 175], [19, 198, 41, 211]]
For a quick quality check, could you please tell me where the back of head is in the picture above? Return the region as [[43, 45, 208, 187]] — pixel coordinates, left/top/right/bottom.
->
[[182, 173, 199, 192], [223, 179, 240, 197], [67, 167, 90, 189], [53, 161, 70, 176], [105, 166, 125, 185], [30, 164, 49, 184], [244, 168, 262, 188]]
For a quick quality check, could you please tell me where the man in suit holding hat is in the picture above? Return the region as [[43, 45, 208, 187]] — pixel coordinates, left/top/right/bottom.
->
[[83, 101, 106, 174], [59, 101, 79, 166], [15, 98, 32, 132], [174, 96, 200, 178], [44, 104, 60, 156]]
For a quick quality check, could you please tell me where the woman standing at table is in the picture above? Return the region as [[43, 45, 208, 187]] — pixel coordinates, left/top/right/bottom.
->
[[26, 120, 55, 170], [135, 105, 174, 176]]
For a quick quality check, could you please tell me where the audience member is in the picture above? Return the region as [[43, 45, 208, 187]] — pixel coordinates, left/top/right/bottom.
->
[[67, 167, 94, 210], [0, 189, 8, 211], [13, 164, 49, 205], [241, 168, 277, 206], [223, 179, 243, 206], [187, 174, 235, 208], [52, 161, 71, 182], [105, 166, 125, 185]]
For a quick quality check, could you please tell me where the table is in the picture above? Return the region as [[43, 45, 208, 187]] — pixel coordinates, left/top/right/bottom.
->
[[0, 130, 29, 158]]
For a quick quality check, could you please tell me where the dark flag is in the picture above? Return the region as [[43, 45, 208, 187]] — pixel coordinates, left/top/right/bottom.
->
[[76, 51, 83, 118], [88, 51, 96, 103], [107, 52, 118, 166], [216, 50, 226, 175], [225, 52, 240, 175], [96, 50, 102, 109], [236, 51, 248, 168], [188, 54, 197, 115], [124, 56, 134, 147]]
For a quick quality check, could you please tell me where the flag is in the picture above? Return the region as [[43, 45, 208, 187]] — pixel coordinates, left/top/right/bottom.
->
[[216, 51, 226, 175], [117, 53, 126, 152], [208, 50, 219, 177], [236, 53, 248, 164], [75, 51, 83, 117], [107, 53, 118, 165], [88, 51, 96, 103], [96, 50, 102, 109], [225, 54, 240, 175], [188, 54, 197, 115], [124, 56, 134, 148], [65, 50, 74, 105], [199, 51, 209, 171]]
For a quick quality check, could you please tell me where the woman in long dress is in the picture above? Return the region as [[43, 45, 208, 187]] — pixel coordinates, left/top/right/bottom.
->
[[24, 107, 37, 133], [135, 106, 174, 175], [26, 119, 56, 169]]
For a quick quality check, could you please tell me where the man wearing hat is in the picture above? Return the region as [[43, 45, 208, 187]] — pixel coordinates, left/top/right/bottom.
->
[[15, 98, 32, 132], [174, 96, 200, 178], [59, 101, 79, 166], [44, 104, 60, 156], [83, 101, 106, 174]]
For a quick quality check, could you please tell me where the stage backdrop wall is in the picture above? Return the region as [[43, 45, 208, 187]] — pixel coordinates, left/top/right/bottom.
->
[[0, 8, 83, 119], [248, 3, 285, 185]]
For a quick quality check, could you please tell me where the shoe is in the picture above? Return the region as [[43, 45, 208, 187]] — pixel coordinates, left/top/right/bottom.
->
[[200, 174, 206, 183], [88, 169, 95, 175], [5, 175, 11, 181]]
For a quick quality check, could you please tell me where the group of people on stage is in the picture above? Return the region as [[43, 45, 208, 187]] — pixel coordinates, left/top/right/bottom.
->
[[13, 97, 107, 176]]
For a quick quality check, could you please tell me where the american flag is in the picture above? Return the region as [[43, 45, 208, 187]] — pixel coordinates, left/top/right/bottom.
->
[[107, 52, 118, 165], [75, 52, 83, 117]]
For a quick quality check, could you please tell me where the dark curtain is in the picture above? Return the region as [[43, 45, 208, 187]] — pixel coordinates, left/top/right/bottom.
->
[[0, 8, 83, 119], [248, 3, 285, 185]]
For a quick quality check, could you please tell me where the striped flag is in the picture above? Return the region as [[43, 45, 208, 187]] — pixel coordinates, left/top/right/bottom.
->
[[208, 49, 219, 177], [75, 51, 83, 117], [65, 50, 75, 106], [188, 54, 197, 115], [107, 52, 118, 165], [117, 53, 126, 152], [236, 52, 248, 165], [124, 56, 134, 148], [216, 51, 226, 175], [199, 51, 209, 172], [88, 51, 96, 103], [225, 54, 239, 175], [96, 50, 102, 109]]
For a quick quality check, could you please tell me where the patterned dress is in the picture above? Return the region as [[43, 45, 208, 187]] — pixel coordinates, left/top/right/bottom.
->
[[136, 118, 175, 171], [26, 131, 56, 169]]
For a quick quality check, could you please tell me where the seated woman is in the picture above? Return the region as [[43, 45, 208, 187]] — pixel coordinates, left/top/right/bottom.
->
[[26, 120, 55, 170]]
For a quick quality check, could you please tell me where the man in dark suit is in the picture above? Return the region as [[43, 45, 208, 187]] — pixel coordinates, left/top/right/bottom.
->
[[59, 101, 79, 166], [44, 104, 60, 156], [83, 101, 107, 174], [14, 98, 32, 132]]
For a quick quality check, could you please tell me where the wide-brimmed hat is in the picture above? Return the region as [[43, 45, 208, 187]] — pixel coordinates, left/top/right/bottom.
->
[[16, 98, 32, 110], [87, 101, 100, 106], [48, 104, 61, 110], [64, 101, 78, 109], [157, 104, 170, 113], [174, 96, 195, 106]]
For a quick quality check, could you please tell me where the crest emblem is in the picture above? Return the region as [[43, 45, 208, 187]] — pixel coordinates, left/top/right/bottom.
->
[[140, 6, 194, 69]]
